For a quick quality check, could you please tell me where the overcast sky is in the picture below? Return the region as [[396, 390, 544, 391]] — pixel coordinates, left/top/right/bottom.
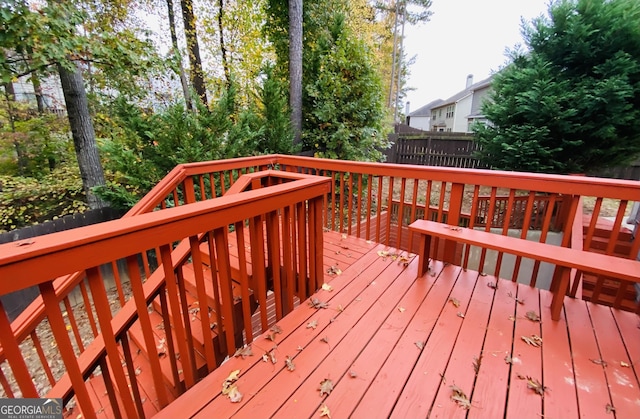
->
[[402, 0, 551, 112]]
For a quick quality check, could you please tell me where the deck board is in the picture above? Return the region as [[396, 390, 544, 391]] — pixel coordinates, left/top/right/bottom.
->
[[153, 235, 640, 419]]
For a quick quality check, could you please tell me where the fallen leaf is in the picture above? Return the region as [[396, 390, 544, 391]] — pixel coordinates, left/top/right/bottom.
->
[[319, 403, 331, 419], [322, 283, 334, 292], [234, 345, 253, 359], [341, 234, 347, 239], [487, 281, 498, 289], [266, 332, 277, 342], [336, 304, 344, 312], [297, 346, 304, 351], [415, 341, 425, 350], [504, 355, 513, 364], [525, 311, 541, 322], [398, 306, 406, 313], [135, 367, 142, 376], [516, 372, 526, 380], [473, 355, 482, 374], [222, 370, 241, 395], [227, 385, 243, 403], [526, 376, 548, 397], [307, 320, 319, 329], [320, 336, 329, 344], [262, 354, 269, 363], [326, 265, 342, 276], [507, 291, 525, 305], [450, 385, 471, 410], [521, 335, 542, 347], [590, 358, 608, 367], [309, 298, 329, 309], [377, 250, 389, 258], [268, 348, 277, 364], [449, 297, 461, 308], [621, 361, 630, 368], [349, 370, 358, 378], [270, 324, 283, 334], [457, 312, 465, 318], [319, 378, 334, 397], [285, 356, 295, 371], [606, 403, 615, 414], [508, 315, 517, 321]]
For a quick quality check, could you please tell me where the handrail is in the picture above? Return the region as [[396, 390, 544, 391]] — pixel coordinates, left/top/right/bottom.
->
[[0, 173, 330, 416]]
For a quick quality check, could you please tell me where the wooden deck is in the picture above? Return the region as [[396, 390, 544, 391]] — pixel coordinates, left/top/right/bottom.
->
[[155, 236, 640, 419]]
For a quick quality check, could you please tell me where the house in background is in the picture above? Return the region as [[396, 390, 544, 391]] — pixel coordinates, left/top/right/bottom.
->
[[406, 99, 444, 131], [429, 74, 493, 132]]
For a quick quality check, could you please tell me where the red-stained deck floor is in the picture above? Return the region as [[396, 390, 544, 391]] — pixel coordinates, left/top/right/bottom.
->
[[154, 237, 640, 419]]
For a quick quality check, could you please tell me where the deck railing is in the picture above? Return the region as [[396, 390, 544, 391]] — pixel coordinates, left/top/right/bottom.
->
[[1, 154, 640, 417], [0, 173, 329, 417]]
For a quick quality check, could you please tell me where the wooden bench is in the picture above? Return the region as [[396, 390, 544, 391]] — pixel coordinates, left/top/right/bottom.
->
[[408, 219, 640, 321]]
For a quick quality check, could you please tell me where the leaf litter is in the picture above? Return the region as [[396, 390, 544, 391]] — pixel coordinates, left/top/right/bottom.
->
[[319, 378, 334, 397], [450, 384, 471, 410]]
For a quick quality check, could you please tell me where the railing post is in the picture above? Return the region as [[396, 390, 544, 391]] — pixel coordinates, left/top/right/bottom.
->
[[0, 300, 38, 398]]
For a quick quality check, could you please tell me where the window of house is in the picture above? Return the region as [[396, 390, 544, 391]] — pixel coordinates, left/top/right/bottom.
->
[[446, 105, 454, 119]]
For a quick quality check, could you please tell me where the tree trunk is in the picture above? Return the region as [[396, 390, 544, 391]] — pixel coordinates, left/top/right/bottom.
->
[[288, 0, 303, 146], [166, 0, 192, 110], [57, 62, 107, 209], [218, 0, 230, 89], [180, 0, 208, 107]]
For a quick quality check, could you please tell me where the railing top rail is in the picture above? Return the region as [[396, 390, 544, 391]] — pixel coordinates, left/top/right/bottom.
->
[[275, 155, 640, 201], [0, 176, 330, 295]]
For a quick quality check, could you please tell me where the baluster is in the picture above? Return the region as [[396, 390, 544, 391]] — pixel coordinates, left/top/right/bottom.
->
[[62, 297, 84, 352], [39, 282, 95, 417], [0, 300, 38, 397], [85, 267, 138, 417]]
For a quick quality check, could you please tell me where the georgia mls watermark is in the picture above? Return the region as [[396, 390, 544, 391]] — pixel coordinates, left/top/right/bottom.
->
[[0, 399, 62, 419]]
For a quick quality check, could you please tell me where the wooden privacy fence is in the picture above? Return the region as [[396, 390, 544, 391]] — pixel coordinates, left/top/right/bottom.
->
[[385, 133, 488, 168]]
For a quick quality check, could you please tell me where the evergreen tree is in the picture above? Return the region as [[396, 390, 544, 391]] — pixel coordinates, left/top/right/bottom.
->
[[475, 0, 640, 174]]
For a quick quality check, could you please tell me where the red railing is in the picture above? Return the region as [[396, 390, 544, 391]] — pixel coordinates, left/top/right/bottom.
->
[[1, 154, 640, 417], [0, 171, 329, 417]]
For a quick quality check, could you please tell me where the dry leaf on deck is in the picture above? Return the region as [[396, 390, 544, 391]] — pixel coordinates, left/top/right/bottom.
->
[[457, 312, 465, 318], [319, 403, 331, 418], [307, 320, 319, 330], [268, 348, 277, 364], [398, 306, 406, 313], [507, 291, 525, 305], [525, 311, 541, 322], [504, 355, 513, 364], [285, 356, 295, 371], [521, 335, 542, 347], [526, 376, 548, 396], [349, 370, 358, 378], [234, 345, 253, 359], [270, 324, 283, 334], [322, 283, 334, 292], [473, 355, 482, 374], [449, 297, 461, 308], [320, 336, 329, 344], [227, 385, 243, 403], [450, 385, 471, 410], [487, 281, 497, 289], [319, 378, 334, 397], [377, 250, 389, 258], [621, 361, 630, 368], [606, 403, 615, 414], [222, 369, 241, 395], [590, 358, 608, 367], [326, 266, 342, 276], [415, 341, 425, 350], [265, 332, 277, 342], [309, 298, 329, 309]]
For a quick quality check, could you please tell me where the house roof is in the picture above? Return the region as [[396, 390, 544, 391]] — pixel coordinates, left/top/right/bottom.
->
[[432, 75, 494, 109], [408, 99, 444, 117]]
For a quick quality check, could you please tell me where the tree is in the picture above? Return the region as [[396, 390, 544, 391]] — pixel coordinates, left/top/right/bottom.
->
[[303, 11, 389, 161], [180, 0, 208, 106], [475, 0, 640, 174], [288, 0, 303, 146], [1, 0, 158, 208]]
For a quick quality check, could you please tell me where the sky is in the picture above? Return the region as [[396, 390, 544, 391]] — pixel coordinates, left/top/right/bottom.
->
[[403, 0, 551, 113]]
